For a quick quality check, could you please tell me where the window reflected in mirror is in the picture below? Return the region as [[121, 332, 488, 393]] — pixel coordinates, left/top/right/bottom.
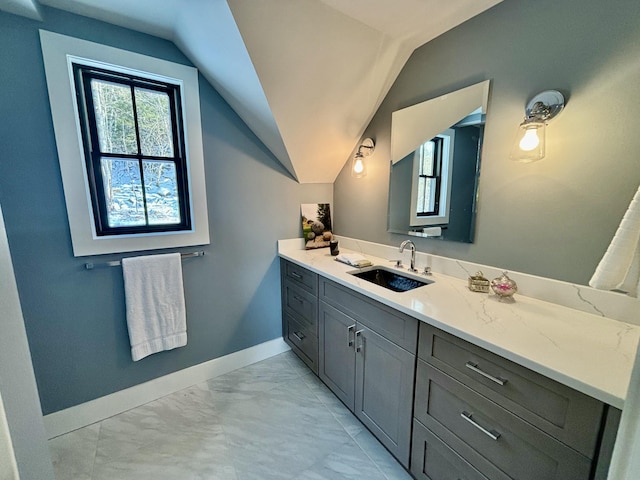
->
[[388, 80, 490, 243]]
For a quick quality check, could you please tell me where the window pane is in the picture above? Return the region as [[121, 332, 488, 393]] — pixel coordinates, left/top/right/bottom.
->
[[135, 88, 174, 157], [417, 177, 425, 212], [427, 177, 436, 211], [101, 158, 146, 227], [143, 161, 181, 225], [91, 80, 137, 155], [417, 177, 436, 215], [420, 141, 435, 176]]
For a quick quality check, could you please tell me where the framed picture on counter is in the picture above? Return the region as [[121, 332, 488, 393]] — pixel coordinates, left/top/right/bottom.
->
[[301, 203, 333, 249]]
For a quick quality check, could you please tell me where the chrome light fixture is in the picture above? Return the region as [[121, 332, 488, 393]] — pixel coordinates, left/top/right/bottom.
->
[[351, 138, 375, 177], [510, 90, 565, 163]]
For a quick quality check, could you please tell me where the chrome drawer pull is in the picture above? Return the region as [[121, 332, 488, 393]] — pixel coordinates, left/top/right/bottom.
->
[[290, 272, 303, 280], [347, 324, 356, 347], [460, 411, 501, 441], [293, 331, 305, 341], [355, 329, 364, 352], [465, 362, 507, 386], [293, 295, 304, 303]]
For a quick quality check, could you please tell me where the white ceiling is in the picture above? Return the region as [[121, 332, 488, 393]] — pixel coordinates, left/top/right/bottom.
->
[[3, 0, 502, 183]]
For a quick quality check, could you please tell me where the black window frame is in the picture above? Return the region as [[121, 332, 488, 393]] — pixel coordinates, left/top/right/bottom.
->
[[416, 136, 444, 217], [72, 63, 191, 236]]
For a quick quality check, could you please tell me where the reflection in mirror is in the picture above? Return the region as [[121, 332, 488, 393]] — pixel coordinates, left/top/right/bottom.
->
[[388, 80, 490, 243]]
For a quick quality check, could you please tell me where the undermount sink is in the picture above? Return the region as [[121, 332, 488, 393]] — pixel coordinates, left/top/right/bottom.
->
[[349, 266, 433, 292]]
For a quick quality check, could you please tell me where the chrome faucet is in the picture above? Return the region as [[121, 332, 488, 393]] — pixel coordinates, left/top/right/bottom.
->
[[399, 240, 417, 272]]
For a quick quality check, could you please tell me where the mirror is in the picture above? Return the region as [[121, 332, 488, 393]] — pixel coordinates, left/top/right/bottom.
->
[[388, 80, 490, 243]]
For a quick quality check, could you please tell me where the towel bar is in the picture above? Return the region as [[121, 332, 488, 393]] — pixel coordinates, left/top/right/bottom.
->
[[84, 251, 205, 270]]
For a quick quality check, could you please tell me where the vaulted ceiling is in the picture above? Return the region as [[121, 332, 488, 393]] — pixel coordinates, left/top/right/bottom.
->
[[2, 0, 502, 183]]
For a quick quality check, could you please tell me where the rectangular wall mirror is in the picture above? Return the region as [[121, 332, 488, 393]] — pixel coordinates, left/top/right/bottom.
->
[[387, 80, 491, 243]]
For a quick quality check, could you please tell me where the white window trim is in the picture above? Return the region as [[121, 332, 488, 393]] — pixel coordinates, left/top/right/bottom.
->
[[40, 30, 209, 257], [409, 129, 455, 227]]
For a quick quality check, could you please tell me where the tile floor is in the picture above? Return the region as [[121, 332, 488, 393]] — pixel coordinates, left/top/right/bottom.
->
[[49, 351, 413, 480]]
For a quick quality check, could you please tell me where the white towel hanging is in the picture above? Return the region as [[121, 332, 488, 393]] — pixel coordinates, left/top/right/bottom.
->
[[122, 253, 187, 361], [589, 185, 640, 297]]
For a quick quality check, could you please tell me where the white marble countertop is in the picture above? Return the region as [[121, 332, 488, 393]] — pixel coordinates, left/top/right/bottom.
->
[[279, 241, 640, 409]]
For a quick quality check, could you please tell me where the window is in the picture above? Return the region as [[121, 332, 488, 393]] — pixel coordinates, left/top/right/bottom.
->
[[415, 137, 443, 217], [410, 130, 455, 227], [73, 65, 190, 236], [40, 30, 209, 257]]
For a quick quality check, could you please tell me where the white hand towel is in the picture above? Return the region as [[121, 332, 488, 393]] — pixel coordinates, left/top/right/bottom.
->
[[589, 185, 640, 297], [335, 253, 373, 267], [122, 253, 187, 361], [422, 227, 442, 237]]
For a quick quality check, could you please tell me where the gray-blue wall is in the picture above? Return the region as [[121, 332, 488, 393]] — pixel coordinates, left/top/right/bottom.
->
[[0, 7, 331, 415], [334, 0, 640, 285]]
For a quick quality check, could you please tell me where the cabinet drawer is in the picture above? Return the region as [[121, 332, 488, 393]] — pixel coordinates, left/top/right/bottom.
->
[[283, 279, 317, 328], [285, 312, 318, 372], [411, 419, 497, 480], [319, 278, 417, 353], [414, 360, 591, 480], [418, 324, 603, 457], [281, 259, 318, 294]]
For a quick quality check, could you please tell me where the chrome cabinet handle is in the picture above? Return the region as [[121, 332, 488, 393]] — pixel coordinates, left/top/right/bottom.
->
[[293, 295, 304, 303], [465, 362, 507, 386], [355, 330, 364, 352], [460, 411, 500, 441], [347, 324, 356, 347], [290, 271, 303, 280], [292, 331, 305, 341]]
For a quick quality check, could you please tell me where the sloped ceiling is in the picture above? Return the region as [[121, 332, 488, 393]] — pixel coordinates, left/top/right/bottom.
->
[[0, 0, 40, 19], [3, 0, 502, 183]]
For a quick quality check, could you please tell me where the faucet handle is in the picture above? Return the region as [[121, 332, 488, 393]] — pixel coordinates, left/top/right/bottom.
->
[[389, 259, 403, 268], [423, 266, 432, 276]]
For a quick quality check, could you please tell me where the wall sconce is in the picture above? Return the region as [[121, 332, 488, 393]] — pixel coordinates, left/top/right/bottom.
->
[[352, 138, 375, 177], [510, 90, 565, 163]]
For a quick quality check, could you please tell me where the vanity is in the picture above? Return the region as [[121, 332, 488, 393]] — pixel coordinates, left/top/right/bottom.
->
[[279, 238, 640, 480]]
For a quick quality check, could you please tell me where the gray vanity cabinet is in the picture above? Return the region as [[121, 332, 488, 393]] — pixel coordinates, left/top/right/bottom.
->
[[411, 323, 620, 480], [280, 258, 621, 479], [280, 259, 319, 373], [318, 278, 417, 467]]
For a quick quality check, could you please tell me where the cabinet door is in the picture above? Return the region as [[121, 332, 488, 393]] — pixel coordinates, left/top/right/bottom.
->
[[355, 325, 415, 467], [318, 302, 356, 410]]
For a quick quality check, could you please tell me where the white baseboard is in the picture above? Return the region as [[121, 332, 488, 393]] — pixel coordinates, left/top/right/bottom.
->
[[44, 338, 290, 439]]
